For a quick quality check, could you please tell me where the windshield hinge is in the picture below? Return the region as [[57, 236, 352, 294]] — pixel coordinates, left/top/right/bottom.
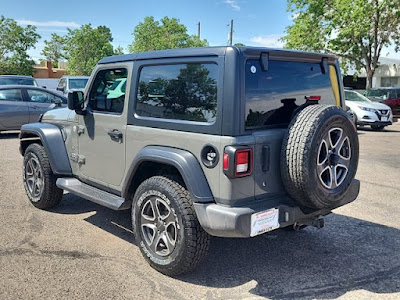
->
[[260, 53, 269, 71]]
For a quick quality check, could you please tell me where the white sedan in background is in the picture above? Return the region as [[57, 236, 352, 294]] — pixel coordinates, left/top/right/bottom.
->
[[345, 90, 393, 131]]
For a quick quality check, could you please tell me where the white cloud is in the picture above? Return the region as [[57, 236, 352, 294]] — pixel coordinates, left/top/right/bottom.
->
[[249, 34, 284, 48], [16, 20, 80, 28], [225, 0, 240, 11]]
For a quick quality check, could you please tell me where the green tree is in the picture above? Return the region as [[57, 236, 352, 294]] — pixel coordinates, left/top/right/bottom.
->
[[234, 43, 245, 46], [41, 33, 67, 67], [114, 45, 125, 55], [282, 0, 400, 88], [0, 16, 40, 75], [65, 24, 114, 75], [129, 16, 208, 52]]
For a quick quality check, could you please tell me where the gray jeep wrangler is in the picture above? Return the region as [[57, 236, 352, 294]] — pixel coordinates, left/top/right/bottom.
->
[[20, 47, 360, 276]]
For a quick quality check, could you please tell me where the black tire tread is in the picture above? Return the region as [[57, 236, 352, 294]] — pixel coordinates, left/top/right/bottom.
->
[[281, 105, 357, 209], [23, 143, 63, 209], [132, 175, 210, 276]]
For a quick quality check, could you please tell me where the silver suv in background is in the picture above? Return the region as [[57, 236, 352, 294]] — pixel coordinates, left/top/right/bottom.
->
[[345, 90, 393, 130], [56, 76, 89, 95]]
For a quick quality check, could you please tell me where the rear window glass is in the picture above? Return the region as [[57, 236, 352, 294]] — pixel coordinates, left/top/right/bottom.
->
[[69, 78, 88, 89], [0, 77, 37, 86], [136, 63, 218, 123], [245, 60, 337, 129]]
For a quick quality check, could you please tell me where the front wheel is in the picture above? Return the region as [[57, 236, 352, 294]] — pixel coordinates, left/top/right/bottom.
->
[[23, 143, 63, 209], [132, 176, 210, 276]]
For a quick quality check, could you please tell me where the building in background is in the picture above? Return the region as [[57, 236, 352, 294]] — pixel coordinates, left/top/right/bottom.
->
[[34, 61, 66, 79], [344, 57, 400, 89]]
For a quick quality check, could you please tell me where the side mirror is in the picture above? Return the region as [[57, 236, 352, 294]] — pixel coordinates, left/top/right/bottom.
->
[[57, 86, 65, 92], [42, 86, 47, 89], [53, 98, 62, 107], [67, 91, 86, 115]]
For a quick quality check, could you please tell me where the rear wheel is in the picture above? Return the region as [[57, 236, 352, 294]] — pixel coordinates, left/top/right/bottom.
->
[[132, 175, 210, 276], [23, 143, 63, 209]]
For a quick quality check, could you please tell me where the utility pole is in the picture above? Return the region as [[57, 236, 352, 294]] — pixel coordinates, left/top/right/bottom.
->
[[229, 19, 233, 46], [197, 21, 201, 39]]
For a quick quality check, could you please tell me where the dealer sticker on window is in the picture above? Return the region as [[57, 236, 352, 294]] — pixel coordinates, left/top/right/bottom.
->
[[250, 208, 280, 237]]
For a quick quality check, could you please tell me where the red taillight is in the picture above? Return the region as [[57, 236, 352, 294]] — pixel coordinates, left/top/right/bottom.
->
[[223, 153, 229, 170], [234, 148, 252, 177], [223, 146, 253, 178], [308, 96, 321, 101]]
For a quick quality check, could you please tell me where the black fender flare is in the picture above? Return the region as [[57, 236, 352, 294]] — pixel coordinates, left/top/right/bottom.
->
[[122, 146, 214, 203], [20, 123, 72, 175]]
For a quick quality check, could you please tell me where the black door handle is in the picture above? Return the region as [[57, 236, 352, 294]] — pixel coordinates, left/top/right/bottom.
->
[[108, 129, 123, 142]]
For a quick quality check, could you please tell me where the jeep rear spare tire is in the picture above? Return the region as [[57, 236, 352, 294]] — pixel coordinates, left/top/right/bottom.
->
[[281, 105, 359, 210]]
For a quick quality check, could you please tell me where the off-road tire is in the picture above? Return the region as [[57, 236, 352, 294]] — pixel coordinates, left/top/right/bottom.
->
[[281, 105, 359, 209], [132, 175, 210, 276], [23, 143, 63, 209]]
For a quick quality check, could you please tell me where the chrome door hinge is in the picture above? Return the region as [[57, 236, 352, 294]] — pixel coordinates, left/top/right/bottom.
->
[[71, 153, 86, 164], [73, 125, 85, 135]]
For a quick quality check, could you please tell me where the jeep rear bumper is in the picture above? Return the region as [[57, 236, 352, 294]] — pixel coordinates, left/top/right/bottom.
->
[[194, 179, 360, 238]]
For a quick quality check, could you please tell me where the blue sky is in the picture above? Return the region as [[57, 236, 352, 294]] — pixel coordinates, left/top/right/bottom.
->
[[3, 0, 400, 62]]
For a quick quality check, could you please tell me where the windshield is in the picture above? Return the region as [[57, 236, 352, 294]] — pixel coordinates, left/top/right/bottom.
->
[[365, 89, 395, 100], [345, 90, 370, 102], [69, 78, 88, 89], [245, 60, 339, 129], [0, 77, 37, 86]]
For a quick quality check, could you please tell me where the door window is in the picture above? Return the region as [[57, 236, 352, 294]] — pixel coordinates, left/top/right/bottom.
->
[[27, 89, 64, 103], [0, 89, 23, 101], [136, 63, 218, 123], [57, 78, 66, 90], [88, 68, 127, 114]]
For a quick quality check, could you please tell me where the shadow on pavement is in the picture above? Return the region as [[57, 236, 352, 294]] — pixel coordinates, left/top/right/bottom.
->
[[0, 132, 19, 139], [51, 194, 400, 299], [357, 126, 399, 133]]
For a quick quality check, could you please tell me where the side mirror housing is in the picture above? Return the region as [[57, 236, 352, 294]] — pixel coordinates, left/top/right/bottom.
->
[[53, 98, 62, 106], [67, 91, 86, 115], [57, 86, 65, 92]]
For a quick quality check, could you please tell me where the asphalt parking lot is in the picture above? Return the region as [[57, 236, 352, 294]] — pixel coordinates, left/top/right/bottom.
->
[[0, 124, 399, 300]]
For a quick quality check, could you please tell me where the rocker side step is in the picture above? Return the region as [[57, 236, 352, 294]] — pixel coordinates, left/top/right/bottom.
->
[[56, 178, 129, 210]]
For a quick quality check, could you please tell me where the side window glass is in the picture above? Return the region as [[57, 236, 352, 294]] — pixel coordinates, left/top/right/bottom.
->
[[27, 89, 55, 103], [57, 79, 64, 89], [88, 68, 127, 114], [136, 63, 218, 123], [0, 89, 23, 101]]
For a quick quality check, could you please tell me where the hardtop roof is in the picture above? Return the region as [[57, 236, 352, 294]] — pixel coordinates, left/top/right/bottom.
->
[[98, 46, 337, 65]]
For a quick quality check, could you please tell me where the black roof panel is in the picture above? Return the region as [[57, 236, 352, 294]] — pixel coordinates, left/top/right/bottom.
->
[[98, 46, 336, 65]]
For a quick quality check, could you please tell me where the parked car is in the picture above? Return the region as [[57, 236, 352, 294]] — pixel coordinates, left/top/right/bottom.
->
[[0, 75, 38, 87], [364, 87, 400, 115], [345, 90, 393, 130], [56, 76, 89, 95], [0, 86, 66, 132], [20, 47, 360, 276]]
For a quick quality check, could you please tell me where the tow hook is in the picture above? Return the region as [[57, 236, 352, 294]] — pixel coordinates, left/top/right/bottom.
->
[[293, 217, 324, 231]]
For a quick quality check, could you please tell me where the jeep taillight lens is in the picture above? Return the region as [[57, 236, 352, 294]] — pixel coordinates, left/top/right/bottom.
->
[[223, 146, 253, 178], [235, 149, 252, 177], [223, 153, 229, 170]]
